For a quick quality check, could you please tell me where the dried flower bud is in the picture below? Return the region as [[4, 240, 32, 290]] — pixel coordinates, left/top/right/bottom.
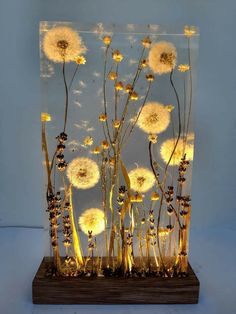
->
[[146, 74, 155, 82], [125, 84, 133, 93], [141, 59, 148, 68], [113, 119, 121, 128], [166, 104, 175, 112], [130, 91, 138, 101], [112, 50, 123, 62], [130, 193, 143, 203], [101, 140, 109, 150], [41, 112, 51, 122], [91, 146, 101, 154], [184, 25, 197, 37], [115, 81, 123, 91], [151, 191, 160, 201], [99, 113, 107, 122], [108, 71, 117, 80], [148, 133, 158, 144], [141, 36, 152, 48], [103, 35, 112, 45]]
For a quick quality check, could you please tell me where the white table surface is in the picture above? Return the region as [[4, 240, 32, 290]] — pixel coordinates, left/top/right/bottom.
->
[[0, 227, 235, 314]]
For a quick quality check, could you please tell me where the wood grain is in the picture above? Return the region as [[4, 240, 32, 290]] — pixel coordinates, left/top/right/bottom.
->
[[32, 257, 199, 304]]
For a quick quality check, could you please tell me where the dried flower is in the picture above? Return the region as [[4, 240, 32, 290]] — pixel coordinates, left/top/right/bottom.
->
[[137, 102, 170, 134], [148, 41, 177, 74], [128, 167, 155, 193], [101, 140, 109, 150], [112, 50, 123, 62], [184, 25, 197, 37], [130, 91, 139, 101], [166, 105, 175, 112], [109, 157, 115, 167], [115, 81, 124, 91], [43, 26, 87, 63], [178, 64, 190, 72], [130, 193, 143, 203], [125, 84, 133, 93], [75, 55, 86, 65], [91, 146, 101, 155], [146, 74, 155, 82], [151, 191, 160, 201], [108, 71, 117, 80], [141, 59, 148, 68], [41, 112, 51, 122], [67, 157, 100, 189], [103, 35, 112, 45], [158, 227, 169, 237], [79, 208, 105, 235], [83, 136, 93, 146], [99, 113, 107, 122], [113, 119, 121, 128], [148, 133, 158, 144], [160, 138, 194, 166], [141, 36, 152, 48]]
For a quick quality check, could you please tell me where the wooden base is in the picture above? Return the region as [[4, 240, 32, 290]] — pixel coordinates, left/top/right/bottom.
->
[[32, 257, 199, 304]]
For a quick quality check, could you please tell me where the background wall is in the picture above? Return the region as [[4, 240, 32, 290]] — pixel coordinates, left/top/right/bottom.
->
[[0, 0, 236, 230]]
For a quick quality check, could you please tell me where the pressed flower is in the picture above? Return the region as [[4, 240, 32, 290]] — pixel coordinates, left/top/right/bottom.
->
[[141, 36, 152, 48], [130, 91, 139, 101], [99, 113, 107, 122], [151, 191, 160, 201], [137, 102, 170, 134], [113, 119, 121, 128], [75, 55, 86, 65], [146, 74, 155, 82], [184, 25, 197, 37], [43, 26, 87, 63], [178, 64, 190, 72], [160, 138, 194, 166], [83, 136, 93, 146], [109, 157, 115, 167], [148, 41, 177, 74], [79, 208, 105, 235], [103, 35, 112, 45], [67, 157, 100, 189], [128, 167, 155, 193], [41, 112, 51, 122], [148, 133, 158, 144], [112, 50, 124, 62], [108, 71, 117, 80], [115, 81, 123, 91]]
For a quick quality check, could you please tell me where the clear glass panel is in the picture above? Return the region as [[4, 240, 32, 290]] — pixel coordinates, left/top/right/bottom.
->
[[40, 22, 199, 277]]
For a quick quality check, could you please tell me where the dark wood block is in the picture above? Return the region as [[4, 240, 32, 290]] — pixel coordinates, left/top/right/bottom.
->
[[32, 257, 199, 304]]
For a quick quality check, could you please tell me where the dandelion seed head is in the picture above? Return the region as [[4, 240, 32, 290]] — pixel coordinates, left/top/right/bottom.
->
[[128, 167, 155, 193], [79, 208, 105, 235], [148, 41, 177, 74], [160, 138, 194, 166], [43, 26, 87, 63], [67, 157, 100, 189], [137, 102, 170, 134]]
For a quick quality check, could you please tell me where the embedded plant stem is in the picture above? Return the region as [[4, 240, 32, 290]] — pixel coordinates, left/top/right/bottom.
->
[[69, 64, 79, 90], [121, 81, 152, 148], [69, 185, 84, 268], [62, 60, 69, 133], [103, 45, 113, 146], [185, 38, 193, 143], [101, 152, 109, 264]]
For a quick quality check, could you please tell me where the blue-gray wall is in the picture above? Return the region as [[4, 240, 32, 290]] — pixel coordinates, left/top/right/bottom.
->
[[0, 0, 236, 229]]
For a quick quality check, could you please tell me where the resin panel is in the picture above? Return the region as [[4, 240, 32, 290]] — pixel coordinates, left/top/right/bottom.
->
[[39, 22, 199, 281]]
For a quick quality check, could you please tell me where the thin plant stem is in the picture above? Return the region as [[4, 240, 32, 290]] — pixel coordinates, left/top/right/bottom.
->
[[62, 60, 69, 133]]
